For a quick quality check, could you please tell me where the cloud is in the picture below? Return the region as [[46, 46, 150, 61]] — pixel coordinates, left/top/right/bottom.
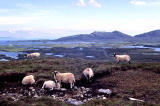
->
[[130, 0, 147, 6], [16, 3, 33, 8], [88, 0, 101, 8], [130, 0, 160, 6], [0, 9, 9, 13], [76, 0, 86, 7], [0, 16, 39, 25], [76, 0, 101, 8]]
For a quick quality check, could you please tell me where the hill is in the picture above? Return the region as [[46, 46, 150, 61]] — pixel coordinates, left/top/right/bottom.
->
[[135, 30, 160, 43], [54, 31, 136, 43]]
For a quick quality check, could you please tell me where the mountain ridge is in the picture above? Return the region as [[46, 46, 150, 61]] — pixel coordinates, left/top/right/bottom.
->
[[54, 30, 135, 43], [54, 30, 160, 43]]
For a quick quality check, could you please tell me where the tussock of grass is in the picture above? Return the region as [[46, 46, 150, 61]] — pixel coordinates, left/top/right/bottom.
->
[[0, 96, 67, 106], [82, 98, 156, 106]]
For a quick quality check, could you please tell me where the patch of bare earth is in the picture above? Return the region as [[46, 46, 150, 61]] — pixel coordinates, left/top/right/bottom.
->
[[91, 69, 160, 104]]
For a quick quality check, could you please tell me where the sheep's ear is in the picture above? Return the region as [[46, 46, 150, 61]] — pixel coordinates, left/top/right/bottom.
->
[[55, 80, 59, 83], [52, 71, 57, 77]]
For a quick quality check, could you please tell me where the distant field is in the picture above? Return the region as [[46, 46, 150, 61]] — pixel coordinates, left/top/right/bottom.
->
[[1, 41, 160, 62]]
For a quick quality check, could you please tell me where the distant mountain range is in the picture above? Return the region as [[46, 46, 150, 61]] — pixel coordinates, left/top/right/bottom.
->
[[1, 30, 160, 43], [54, 30, 160, 43], [135, 30, 160, 43]]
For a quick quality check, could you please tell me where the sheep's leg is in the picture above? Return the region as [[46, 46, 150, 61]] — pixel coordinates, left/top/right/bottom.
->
[[88, 76, 90, 83], [50, 88, 53, 90], [128, 61, 131, 64], [70, 83, 72, 89], [72, 82, 74, 88], [87, 75, 90, 83]]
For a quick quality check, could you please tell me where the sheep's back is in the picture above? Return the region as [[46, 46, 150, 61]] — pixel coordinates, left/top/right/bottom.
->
[[22, 75, 35, 85], [83, 68, 94, 78], [116, 55, 130, 61], [59, 73, 75, 83], [43, 81, 55, 89]]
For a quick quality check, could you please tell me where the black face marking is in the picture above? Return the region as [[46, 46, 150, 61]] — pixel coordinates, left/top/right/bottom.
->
[[114, 53, 116, 57]]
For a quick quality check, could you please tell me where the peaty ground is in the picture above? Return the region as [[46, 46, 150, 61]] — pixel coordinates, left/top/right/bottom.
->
[[0, 58, 160, 105]]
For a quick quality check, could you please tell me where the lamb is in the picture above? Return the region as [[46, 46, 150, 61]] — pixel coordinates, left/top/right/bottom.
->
[[53, 71, 75, 89], [22, 75, 35, 85], [42, 80, 61, 90], [27, 52, 40, 58], [114, 53, 131, 64], [82, 68, 94, 82]]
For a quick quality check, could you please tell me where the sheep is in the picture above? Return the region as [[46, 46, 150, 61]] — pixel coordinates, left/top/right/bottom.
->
[[41, 80, 61, 90], [53, 71, 75, 89], [114, 53, 131, 64], [27, 52, 40, 58], [82, 68, 94, 82], [22, 75, 35, 85]]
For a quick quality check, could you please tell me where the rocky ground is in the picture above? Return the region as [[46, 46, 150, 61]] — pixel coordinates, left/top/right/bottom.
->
[[0, 58, 160, 105]]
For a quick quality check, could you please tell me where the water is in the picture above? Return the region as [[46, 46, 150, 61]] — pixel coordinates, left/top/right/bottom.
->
[[86, 56, 95, 58], [0, 51, 23, 59], [54, 55, 64, 58], [0, 59, 9, 61], [123, 45, 160, 52], [122, 45, 148, 49], [45, 53, 54, 56], [153, 48, 160, 52]]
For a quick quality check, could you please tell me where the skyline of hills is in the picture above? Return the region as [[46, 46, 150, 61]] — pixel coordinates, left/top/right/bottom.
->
[[0, 30, 160, 43]]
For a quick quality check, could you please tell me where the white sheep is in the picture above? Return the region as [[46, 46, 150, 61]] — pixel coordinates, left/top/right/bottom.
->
[[82, 68, 94, 82], [42, 80, 61, 90], [27, 52, 40, 58], [22, 75, 35, 85], [114, 53, 131, 64], [53, 71, 75, 89]]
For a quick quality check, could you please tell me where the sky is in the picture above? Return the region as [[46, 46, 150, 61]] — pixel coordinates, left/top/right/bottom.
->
[[0, 0, 160, 39]]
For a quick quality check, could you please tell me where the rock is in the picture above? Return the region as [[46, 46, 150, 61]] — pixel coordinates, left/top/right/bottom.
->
[[29, 87, 35, 91], [52, 95, 56, 99], [80, 94, 83, 98], [129, 97, 144, 102], [98, 89, 112, 95], [85, 88, 90, 91], [102, 97, 106, 99], [81, 87, 85, 91], [73, 86, 78, 90], [66, 98, 84, 105], [33, 94, 39, 98], [60, 88, 67, 91]]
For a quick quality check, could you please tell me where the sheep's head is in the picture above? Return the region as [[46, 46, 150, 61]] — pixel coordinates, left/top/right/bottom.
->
[[55, 80, 61, 89], [113, 53, 117, 57], [52, 71, 59, 80]]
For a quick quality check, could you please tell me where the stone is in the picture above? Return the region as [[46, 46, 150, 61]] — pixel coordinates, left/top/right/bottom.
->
[[66, 98, 84, 105], [98, 89, 112, 95]]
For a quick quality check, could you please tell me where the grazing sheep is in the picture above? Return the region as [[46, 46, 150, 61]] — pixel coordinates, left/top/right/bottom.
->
[[42, 80, 61, 90], [114, 53, 131, 64], [82, 68, 94, 82], [27, 52, 40, 58], [53, 71, 75, 89], [22, 75, 35, 85]]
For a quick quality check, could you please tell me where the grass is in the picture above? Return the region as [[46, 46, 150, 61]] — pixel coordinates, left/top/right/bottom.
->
[[1, 58, 160, 105], [82, 98, 155, 106], [0, 46, 25, 52], [0, 96, 67, 106]]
